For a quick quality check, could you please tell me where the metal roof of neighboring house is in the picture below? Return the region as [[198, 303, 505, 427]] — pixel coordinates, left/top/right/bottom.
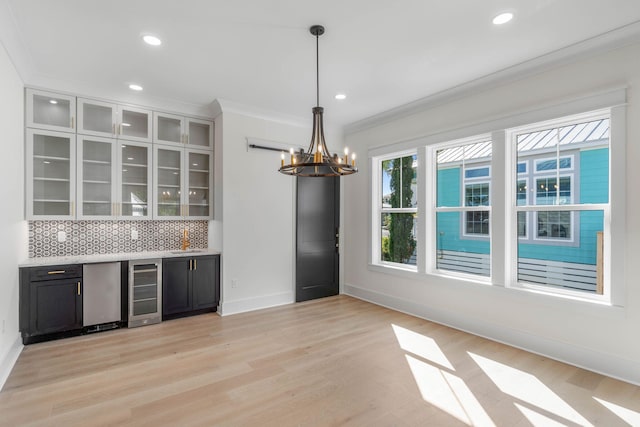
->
[[437, 118, 609, 164]]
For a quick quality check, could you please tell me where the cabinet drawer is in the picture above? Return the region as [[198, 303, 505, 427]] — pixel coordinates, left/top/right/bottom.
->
[[28, 264, 82, 281]]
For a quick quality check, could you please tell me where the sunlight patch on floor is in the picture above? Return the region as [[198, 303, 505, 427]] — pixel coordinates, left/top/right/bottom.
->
[[514, 402, 570, 426], [405, 355, 495, 426], [469, 352, 593, 427], [392, 324, 454, 370], [594, 397, 640, 425]]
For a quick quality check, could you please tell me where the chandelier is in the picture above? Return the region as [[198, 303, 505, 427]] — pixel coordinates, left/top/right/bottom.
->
[[279, 25, 357, 177]]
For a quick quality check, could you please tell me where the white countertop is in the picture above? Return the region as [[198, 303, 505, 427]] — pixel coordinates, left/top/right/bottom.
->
[[19, 248, 221, 267]]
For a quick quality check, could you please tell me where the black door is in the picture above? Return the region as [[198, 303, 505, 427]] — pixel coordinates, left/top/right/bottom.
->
[[296, 176, 339, 302]]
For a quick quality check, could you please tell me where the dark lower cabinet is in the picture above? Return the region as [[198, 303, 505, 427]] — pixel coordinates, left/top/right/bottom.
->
[[162, 255, 220, 320], [20, 264, 83, 344]]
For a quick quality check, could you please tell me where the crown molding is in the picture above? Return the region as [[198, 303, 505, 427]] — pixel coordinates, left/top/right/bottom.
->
[[0, 0, 35, 81], [214, 98, 308, 128], [345, 20, 640, 135]]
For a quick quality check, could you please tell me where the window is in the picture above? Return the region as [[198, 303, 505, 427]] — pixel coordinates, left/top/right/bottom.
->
[[379, 154, 417, 266], [513, 115, 609, 295], [370, 100, 619, 303], [435, 139, 491, 277]]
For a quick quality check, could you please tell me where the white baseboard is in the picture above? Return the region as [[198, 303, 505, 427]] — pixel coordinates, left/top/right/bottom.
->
[[219, 292, 294, 316], [0, 335, 23, 391], [344, 283, 640, 386]]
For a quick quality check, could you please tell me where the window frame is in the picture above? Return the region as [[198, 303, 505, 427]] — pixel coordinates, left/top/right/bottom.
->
[[507, 110, 611, 301], [373, 150, 418, 270], [430, 136, 493, 280]]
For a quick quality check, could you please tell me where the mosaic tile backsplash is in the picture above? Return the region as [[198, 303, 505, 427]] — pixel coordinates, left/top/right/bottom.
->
[[29, 220, 209, 258]]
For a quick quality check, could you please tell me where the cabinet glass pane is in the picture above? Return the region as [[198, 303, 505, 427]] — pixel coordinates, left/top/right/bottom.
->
[[32, 134, 71, 215], [188, 121, 211, 147], [157, 116, 182, 143], [121, 109, 149, 139], [82, 103, 113, 134], [32, 94, 71, 128], [82, 139, 113, 216], [121, 144, 148, 217], [157, 148, 182, 217], [188, 152, 210, 216]]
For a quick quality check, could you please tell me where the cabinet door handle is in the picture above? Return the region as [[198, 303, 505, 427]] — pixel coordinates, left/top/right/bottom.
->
[[189, 259, 192, 270], [194, 259, 197, 270], [77, 282, 81, 295], [48, 270, 65, 275], [71, 116, 75, 129], [112, 123, 116, 135]]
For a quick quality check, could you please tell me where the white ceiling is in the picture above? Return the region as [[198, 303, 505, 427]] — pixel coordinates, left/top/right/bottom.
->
[[3, 0, 640, 127]]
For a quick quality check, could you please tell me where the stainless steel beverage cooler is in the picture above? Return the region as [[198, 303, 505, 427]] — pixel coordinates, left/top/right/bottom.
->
[[128, 259, 162, 327]]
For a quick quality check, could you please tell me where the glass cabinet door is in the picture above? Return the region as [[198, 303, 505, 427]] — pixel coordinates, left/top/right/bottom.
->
[[186, 118, 214, 149], [26, 129, 76, 218], [77, 136, 116, 218], [155, 145, 183, 218], [77, 98, 116, 137], [186, 149, 212, 218], [154, 112, 184, 146], [118, 106, 152, 142], [119, 142, 152, 218], [26, 89, 76, 133]]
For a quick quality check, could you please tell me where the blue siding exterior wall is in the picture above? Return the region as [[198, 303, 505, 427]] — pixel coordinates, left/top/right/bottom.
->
[[436, 148, 608, 265]]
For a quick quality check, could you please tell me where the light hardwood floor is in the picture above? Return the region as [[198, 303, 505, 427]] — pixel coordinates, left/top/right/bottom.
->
[[1, 295, 639, 426]]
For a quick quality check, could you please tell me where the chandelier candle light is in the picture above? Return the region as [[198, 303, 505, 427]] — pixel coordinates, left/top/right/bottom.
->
[[278, 25, 357, 177]]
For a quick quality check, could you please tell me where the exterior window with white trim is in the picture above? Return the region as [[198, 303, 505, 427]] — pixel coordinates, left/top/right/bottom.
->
[[379, 153, 417, 266], [513, 115, 609, 295], [435, 138, 491, 277]]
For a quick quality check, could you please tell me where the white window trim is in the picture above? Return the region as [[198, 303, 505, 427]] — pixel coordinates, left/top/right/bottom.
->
[[372, 150, 418, 271], [506, 108, 616, 304], [430, 136, 493, 279]]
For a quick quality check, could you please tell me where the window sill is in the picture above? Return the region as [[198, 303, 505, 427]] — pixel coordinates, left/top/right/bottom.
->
[[368, 262, 418, 279]]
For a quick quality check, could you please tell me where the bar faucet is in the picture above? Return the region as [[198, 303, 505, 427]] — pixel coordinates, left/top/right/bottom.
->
[[181, 229, 190, 251]]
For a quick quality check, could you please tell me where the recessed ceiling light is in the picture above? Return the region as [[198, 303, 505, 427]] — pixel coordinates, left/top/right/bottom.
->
[[335, 93, 347, 100], [129, 84, 143, 91], [493, 12, 514, 25], [49, 99, 58, 104], [143, 35, 162, 46]]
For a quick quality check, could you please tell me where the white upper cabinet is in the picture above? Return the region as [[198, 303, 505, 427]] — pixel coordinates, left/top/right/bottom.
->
[[24, 88, 212, 221], [154, 144, 183, 219], [78, 98, 152, 142], [119, 106, 152, 142], [119, 141, 153, 219], [185, 148, 213, 218], [76, 135, 118, 219], [154, 145, 212, 219], [154, 112, 213, 149], [26, 89, 76, 133], [26, 129, 76, 219]]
